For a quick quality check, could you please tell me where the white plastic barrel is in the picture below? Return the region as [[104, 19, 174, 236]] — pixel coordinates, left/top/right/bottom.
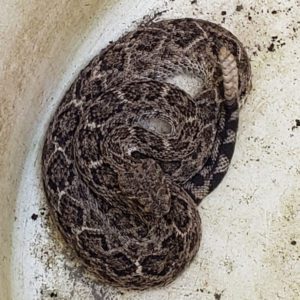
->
[[0, 1, 299, 299]]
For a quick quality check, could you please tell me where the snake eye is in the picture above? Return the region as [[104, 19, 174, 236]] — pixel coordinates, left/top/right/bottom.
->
[[131, 151, 147, 159]]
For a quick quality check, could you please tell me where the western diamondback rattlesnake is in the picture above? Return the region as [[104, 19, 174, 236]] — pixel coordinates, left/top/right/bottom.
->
[[42, 18, 251, 290]]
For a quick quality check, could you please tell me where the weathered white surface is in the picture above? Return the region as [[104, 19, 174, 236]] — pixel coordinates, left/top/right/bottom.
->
[[0, 0, 299, 299]]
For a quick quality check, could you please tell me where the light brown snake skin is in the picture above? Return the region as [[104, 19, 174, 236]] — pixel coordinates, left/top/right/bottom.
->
[[42, 18, 251, 290]]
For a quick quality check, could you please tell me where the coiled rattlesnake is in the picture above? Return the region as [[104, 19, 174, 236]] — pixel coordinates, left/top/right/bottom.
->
[[42, 18, 251, 289]]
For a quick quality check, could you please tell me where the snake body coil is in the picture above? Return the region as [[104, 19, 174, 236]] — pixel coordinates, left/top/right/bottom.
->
[[42, 18, 251, 289]]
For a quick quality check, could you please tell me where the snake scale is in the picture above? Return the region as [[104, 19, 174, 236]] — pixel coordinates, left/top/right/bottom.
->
[[42, 18, 251, 289]]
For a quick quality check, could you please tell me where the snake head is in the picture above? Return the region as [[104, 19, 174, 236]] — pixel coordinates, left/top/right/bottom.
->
[[118, 159, 171, 218]]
